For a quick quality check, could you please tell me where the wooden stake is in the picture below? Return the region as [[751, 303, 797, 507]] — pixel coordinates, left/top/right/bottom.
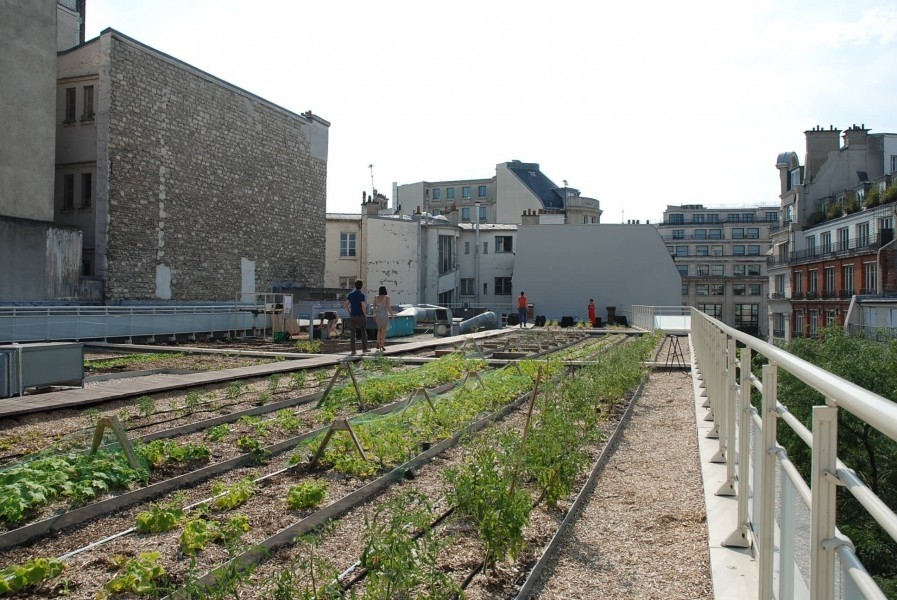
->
[[509, 366, 542, 497], [310, 418, 368, 467], [91, 416, 142, 470]]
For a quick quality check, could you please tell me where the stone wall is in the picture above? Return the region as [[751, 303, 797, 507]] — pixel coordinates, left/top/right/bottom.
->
[[103, 35, 327, 302]]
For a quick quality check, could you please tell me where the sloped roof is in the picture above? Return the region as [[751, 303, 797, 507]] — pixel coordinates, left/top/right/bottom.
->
[[506, 162, 564, 210]]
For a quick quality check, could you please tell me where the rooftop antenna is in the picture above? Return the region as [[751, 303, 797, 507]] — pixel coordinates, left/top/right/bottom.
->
[[368, 164, 375, 197]]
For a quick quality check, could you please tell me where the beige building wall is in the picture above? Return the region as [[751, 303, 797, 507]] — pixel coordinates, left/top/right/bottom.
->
[[323, 215, 361, 290], [495, 162, 542, 224], [0, 1, 57, 222]]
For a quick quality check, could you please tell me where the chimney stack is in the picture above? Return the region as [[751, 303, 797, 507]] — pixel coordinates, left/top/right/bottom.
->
[[804, 125, 841, 182]]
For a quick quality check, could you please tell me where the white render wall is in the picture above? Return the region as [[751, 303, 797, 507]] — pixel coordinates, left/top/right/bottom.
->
[[323, 216, 361, 289], [514, 224, 682, 321], [458, 226, 516, 311], [495, 162, 542, 224], [364, 217, 421, 306]]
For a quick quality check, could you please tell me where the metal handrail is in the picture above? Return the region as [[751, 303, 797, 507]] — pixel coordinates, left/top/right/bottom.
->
[[691, 308, 897, 599]]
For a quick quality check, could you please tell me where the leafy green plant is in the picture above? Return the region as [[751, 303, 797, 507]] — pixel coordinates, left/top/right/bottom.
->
[[105, 552, 166, 595], [360, 490, 459, 598], [226, 381, 246, 400], [289, 372, 306, 390], [180, 514, 250, 556], [210, 478, 255, 511], [184, 391, 202, 411], [268, 373, 282, 394], [295, 340, 322, 353], [445, 429, 533, 566], [136, 439, 211, 467], [205, 423, 231, 442], [235, 435, 270, 464], [0, 557, 64, 595], [135, 496, 186, 533], [257, 390, 272, 406], [286, 481, 328, 510], [137, 395, 156, 419], [275, 409, 302, 432], [82, 407, 101, 427]]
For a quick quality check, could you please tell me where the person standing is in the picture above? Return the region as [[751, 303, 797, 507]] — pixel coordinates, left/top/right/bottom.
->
[[344, 280, 368, 354], [372, 285, 395, 352], [588, 299, 597, 326], [517, 291, 529, 328]]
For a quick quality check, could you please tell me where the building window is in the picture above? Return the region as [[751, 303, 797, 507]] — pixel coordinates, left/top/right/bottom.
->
[[707, 214, 719, 223], [698, 304, 722, 318], [62, 174, 74, 210], [835, 227, 850, 252], [747, 227, 759, 239], [765, 211, 778, 222], [696, 245, 708, 256], [809, 311, 819, 335], [694, 229, 707, 239], [735, 304, 759, 329], [775, 274, 785, 295], [460, 278, 475, 295], [747, 264, 761, 276], [793, 271, 803, 295], [728, 213, 741, 222], [733, 264, 746, 276], [64, 87, 76, 122], [495, 277, 512, 295], [824, 267, 835, 293], [669, 213, 684, 224], [82, 259, 92, 276], [842, 265, 854, 294], [708, 229, 722, 240], [743, 213, 755, 222], [696, 284, 709, 296], [711, 284, 724, 296], [461, 207, 471, 221], [431, 209, 441, 216], [805, 235, 816, 256], [748, 284, 761, 295], [733, 245, 745, 256], [438, 235, 455, 275], [891, 155, 897, 173], [339, 232, 356, 257], [461, 186, 471, 199], [710, 245, 723, 256], [747, 245, 760, 255], [808, 269, 818, 293], [820, 231, 831, 253], [711, 264, 724, 276], [338, 276, 356, 289], [697, 264, 710, 276], [80, 173, 92, 208], [672, 229, 685, 239], [732, 228, 745, 239], [464, 241, 470, 255], [478, 206, 487, 222], [82, 85, 94, 120], [790, 168, 802, 189], [483, 242, 488, 255], [446, 187, 455, 200], [826, 310, 839, 327], [734, 284, 746, 296], [677, 265, 688, 276], [675, 246, 688, 256], [478, 185, 487, 198], [495, 236, 513, 253], [856, 222, 870, 247], [483, 282, 488, 296], [432, 188, 441, 200], [681, 283, 688, 295], [667, 245, 674, 254], [864, 261, 877, 293], [692, 213, 705, 223], [879, 216, 893, 232]]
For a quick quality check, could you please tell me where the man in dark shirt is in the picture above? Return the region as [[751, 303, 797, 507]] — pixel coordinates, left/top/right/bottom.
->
[[344, 280, 368, 354]]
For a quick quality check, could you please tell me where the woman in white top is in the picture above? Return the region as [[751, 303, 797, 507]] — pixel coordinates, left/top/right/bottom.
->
[[372, 285, 395, 351]]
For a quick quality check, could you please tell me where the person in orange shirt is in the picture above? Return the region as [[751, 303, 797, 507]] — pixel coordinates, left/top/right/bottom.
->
[[517, 291, 528, 328]]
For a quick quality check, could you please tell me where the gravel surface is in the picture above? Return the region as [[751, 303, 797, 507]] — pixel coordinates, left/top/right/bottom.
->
[[530, 346, 713, 599]]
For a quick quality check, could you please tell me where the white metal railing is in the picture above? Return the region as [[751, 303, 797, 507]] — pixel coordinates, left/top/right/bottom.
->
[[690, 307, 897, 600], [0, 304, 267, 343], [626, 305, 691, 333]]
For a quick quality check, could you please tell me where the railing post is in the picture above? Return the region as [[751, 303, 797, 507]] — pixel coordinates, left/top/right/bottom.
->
[[724, 344, 752, 546], [718, 338, 738, 492], [758, 363, 778, 600], [810, 404, 838, 600], [709, 331, 728, 463]]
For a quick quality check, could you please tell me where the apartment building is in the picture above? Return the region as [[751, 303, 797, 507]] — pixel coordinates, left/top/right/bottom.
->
[[55, 29, 329, 302], [656, 204, 778, 337], [394, 160, 601, 226], [770, 125, 897, 341]]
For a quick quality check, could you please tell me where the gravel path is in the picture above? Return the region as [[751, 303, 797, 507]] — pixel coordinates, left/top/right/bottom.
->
[[530, 357, 714, 599]]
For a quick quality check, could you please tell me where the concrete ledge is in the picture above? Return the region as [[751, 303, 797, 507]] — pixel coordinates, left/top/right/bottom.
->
[[690, 336, 759, 600]]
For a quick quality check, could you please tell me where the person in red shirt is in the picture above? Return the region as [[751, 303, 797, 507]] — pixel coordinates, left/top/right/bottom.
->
[[517, 291, 528, 328], [588, 299, 596, 326]]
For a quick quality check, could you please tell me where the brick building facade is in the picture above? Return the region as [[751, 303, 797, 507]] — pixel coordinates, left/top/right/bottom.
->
[[56, 30, 328, 302]]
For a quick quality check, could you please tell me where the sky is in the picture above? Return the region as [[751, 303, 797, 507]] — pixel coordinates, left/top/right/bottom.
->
[[83, 0, 897, 224]]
